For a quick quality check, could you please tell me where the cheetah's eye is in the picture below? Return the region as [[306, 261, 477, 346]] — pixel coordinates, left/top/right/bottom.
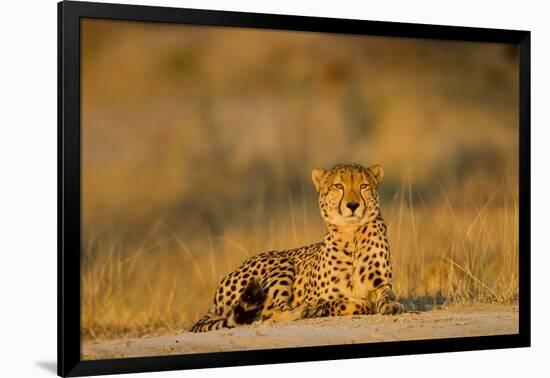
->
[[360, 183, 368, 190], [334, 184, 344, 190]]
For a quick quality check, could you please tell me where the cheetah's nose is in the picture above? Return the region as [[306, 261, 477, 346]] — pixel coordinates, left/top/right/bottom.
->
[[346, 201, 359, 212]]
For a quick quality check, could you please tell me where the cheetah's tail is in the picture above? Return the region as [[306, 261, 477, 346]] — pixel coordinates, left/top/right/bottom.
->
[[189, 279, 266, 333]]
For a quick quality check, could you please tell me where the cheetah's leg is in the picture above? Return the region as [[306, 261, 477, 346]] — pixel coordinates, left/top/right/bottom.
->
[[261, 301, 328, 324], [259, 258, 298, 323], [257, 258, 328, 324], [323, 298, 375, 316], [262, 304, 305, 324], [374, 285, 403, 315], [260, 283, 313, 324]]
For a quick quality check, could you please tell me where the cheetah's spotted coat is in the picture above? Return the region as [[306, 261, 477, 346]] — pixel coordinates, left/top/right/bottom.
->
[[190, 163, 403, 332]]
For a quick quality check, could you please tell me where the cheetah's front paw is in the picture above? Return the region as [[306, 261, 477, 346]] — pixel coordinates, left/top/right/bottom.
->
[[377, 300, 403, 315], [301, 300, 329, 319]]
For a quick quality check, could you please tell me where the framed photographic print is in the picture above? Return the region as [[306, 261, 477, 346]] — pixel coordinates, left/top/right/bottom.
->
[[58, 0, 530, 376]]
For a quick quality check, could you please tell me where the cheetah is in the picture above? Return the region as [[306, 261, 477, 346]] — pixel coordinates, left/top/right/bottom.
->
[[190, 163, 403, 332]]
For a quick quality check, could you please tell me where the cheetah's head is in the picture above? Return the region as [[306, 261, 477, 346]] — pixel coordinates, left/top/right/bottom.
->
[[311, 163, 383, 228]]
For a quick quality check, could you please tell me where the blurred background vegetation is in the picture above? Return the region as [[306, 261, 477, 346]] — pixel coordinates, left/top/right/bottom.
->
[[81, 19, 519, 340]]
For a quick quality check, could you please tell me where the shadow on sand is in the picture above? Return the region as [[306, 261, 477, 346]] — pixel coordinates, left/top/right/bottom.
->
[[400, 294, 447, 312]]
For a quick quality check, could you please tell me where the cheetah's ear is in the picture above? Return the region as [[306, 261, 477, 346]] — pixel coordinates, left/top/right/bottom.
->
[[311, 168, 326, 192], [368, 164, 384, 183]]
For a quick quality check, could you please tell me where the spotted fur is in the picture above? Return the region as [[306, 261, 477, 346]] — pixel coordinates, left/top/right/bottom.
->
[[190, 163, 403, 332]]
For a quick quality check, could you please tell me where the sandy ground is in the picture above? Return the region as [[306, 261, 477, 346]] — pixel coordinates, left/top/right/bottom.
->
[[82, 304, 518, 360]]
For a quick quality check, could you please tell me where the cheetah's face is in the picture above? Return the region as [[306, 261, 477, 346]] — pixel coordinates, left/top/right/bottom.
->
[[311, 163, 383, 228]]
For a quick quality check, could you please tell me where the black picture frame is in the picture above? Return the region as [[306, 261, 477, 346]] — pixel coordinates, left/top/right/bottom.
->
[[58, 1, 531, 376]]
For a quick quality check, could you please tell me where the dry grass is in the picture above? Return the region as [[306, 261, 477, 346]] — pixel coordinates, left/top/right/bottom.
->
[[81, 176, 518, 339]]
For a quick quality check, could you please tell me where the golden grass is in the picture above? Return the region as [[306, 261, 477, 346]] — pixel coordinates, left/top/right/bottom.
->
[[81, 176, 518, 339]]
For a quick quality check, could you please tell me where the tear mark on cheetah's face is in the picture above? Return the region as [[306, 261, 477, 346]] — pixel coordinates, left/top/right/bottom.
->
[[312, 163, 384, 228]]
